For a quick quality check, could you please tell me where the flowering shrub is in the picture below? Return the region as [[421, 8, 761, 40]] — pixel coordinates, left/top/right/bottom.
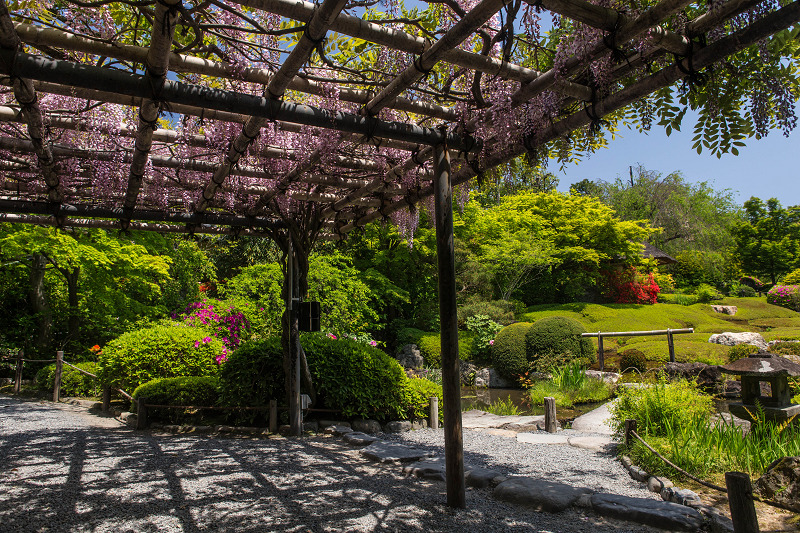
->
[[177, 299, 251, 363], [740, 276, 766, 291], [603, 267, 660, 305], [767, 285, 800, 311]]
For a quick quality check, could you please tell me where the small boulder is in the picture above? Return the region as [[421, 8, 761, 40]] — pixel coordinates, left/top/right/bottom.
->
[[647, 476, 673, 493], [395, 344, 425, 369], [494, 477, 592, 512], [662, 362, 723, 391], [708, 332, 768, 352], [753, 456, 800, 512], [711, 305, 738, 315], [591, 493, 705, 531], [488, 368, 514, 388], [352, 418, 382, 434], [473, 368, 490, 388], [584, 370, 621, 384], [383, 420, 412, 433], [343, 432, 379, 446]]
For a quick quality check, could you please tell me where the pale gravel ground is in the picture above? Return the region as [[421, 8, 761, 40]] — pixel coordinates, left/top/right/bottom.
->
[[0, 395, 663, 533]]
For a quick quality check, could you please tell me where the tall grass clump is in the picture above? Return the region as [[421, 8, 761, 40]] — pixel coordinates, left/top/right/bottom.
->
[[528, 362, 614, 408], [483, 396, 522, 416]]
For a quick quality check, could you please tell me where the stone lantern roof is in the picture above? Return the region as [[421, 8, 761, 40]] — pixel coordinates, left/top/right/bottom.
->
[[721, 354, 800, 377]]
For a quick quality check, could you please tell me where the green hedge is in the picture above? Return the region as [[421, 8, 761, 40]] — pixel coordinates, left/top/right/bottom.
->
[[491, 322, 533, 379], [218, 337, 284, 411], [132, 376, 221, 422], [36, 362, 99, 397], [525, 316, 594, 372], [98, 325, 222, 393], [401, 377, 443, 422], [417, 331, 474, 367]]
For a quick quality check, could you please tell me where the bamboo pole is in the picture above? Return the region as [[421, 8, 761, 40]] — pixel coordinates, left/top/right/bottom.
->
[[433, 135, 465, 509], [0, 0, 61, 204]]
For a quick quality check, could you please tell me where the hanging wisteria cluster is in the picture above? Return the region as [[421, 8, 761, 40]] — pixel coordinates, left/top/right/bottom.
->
[[0, 0, 797, 242]]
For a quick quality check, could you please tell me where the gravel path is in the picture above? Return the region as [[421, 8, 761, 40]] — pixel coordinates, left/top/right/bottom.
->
[[0, 395, 662, 532]]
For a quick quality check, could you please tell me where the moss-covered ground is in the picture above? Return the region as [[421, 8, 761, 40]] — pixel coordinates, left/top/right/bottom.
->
[[518, 297, 799, 370]]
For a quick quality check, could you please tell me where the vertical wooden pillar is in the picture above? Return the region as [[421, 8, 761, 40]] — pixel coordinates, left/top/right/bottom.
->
[[433, 137, 465, 509], [667, 329, 675, 363], [136, 397, 149, 429], [725, 472, 760, 533], [102, 386, 111, 412], [14, 349, 22, 393], [269, 399, 278, 433], [429, 396, 439, 430], [544, 397, 557, 433], [624, 419, 637, 448], [287, 238, 302, 437], [53, 350, 63, 402], [597, 334, 604, 371]]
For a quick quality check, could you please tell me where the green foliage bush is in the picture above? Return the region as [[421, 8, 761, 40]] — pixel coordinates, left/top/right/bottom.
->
[[394, 327, 426, 348], [401, 377, 443, 421], [36, 362, 98, 397], [465, 314, 503, 362], [766, 285, 800, 311], [619, 349, 648, 373], [457, 300, 518, 328], [132, 376, 220, 422], [416, 331, 474, 367], [782, 269, 800, 285], [491, 322, 533, 379], [727, 343, 756, 363], [610, 378, 712, 437], [524, 316, 594, 372], [769, 341, 800, 356], [672, 293, 698, 306], [695, 283, 723, 303], [736, 285, 757, 297], [218, 337, 284, 410], [98, 325, 222, 393], [528, 375, 613, 408]]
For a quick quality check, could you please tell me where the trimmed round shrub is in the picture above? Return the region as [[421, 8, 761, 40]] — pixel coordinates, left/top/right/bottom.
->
[[736, 285, 757, 297], [769, 341, 800, 356], [695, 283, 723, 303], [727, 343, 757, 363], [98, 325, 223, 393], [491, 322, 533, 379], [401, 377, 443, 423], [394, 327, 426, 349], [36, 362, 98, 397], [417, 331, 474, 367], [767, 285, 800, 311], [132, 376, 220, 422], [525, 317, 594, 373], [218, 337, 284, 410], [619, 349, 647, 374]]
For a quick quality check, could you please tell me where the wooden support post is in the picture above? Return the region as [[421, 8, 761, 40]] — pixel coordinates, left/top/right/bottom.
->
[[136, 397, 149, 429], [725, 472, 760, 533], [53, 350, 63, 402], [667, 329, 675, 363], [597, 334, 604, 371], [13, 349, 22, 393], [269, 399, 278, 433], [430, 396, 439, 430], [544, 397, 557, 433], [102, 386, 111, 412], [624, 419, 637, 448], [433, 137, 465, 509]]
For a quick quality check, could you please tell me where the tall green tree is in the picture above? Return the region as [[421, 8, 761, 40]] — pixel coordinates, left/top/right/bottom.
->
[[733, 197, 800, 285]]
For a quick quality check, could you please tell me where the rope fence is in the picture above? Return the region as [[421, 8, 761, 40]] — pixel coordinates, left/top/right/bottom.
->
[[624, 418, 798, 526]]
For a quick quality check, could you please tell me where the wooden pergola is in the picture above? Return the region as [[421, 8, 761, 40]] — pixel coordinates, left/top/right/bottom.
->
[[0, 0, 797, 508]]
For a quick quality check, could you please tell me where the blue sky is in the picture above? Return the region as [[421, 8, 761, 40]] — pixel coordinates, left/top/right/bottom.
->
[[552, 111, 799, 205]]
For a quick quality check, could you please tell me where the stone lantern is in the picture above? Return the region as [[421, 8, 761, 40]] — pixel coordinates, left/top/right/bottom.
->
[[720, 354, 800, 422]]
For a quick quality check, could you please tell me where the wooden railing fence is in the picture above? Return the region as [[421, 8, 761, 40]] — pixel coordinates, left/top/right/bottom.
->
[[581, 328, 694, 371]]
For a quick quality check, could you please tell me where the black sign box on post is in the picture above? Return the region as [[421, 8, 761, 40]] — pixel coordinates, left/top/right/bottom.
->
[[298, 301, 321, 332]]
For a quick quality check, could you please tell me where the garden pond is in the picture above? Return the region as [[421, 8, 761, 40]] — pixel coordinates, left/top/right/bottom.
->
[[460, 387, 605, 421]]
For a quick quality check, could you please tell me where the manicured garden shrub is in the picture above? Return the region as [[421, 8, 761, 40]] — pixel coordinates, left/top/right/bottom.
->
[[610, 378, 712, 437], [525, 317, 594, 372], [619, 349, 648, 373], [416, 331, 474, 367], [736, 285, 757, 297], [36, 362, 98, 397], [491, 322, 533, 379], [465, 314, 503, 362], [457, 299, 518, 328], [769, 341, 800, 356], [783, 269, 800, 285], [727, 343, 756, 363], [766, 285, 800, 311], [740, 276, 766, 291], [218, 337, 284, 410], [695, 283, 723, 303], [97, 325, 223, 393], [401, 377, 443, 422], [132, 376, 221, 422], [394, 327, 426, 349], [602, 267, 660, 304]]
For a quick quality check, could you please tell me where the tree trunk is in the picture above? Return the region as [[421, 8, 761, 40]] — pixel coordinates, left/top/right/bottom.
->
[[66, 266, 80, 343], [29, 253, 51, 349]]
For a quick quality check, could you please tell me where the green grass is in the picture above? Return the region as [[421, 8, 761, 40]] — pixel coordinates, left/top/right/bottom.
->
[[482, 396, 522, 416], [527, 363, 615, 408]]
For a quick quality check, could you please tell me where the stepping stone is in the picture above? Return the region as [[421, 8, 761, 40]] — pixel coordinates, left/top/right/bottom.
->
[[343, 431, 378, 445], [567, 436, 615, 452], [516, 432, 570, 445], [476, 428, 518, 438], [325, 425, 353, 436], [465, 467, 506, 488], [494, 477, 593, 513], [403, 456, 446, 481], [590, 493, 705, 532], [570, 401, 615, 435], [461, 410, 544, 429], [360, 441, 434, 463]]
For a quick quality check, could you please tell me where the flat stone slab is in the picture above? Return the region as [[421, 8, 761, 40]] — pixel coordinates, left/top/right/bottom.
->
[[590, 493, 705, 531], [475, 428, 518, 438], [570, 401, 614, 435], [466, 467, 506, 488], [462, 410, 544, 429], [324, 425, 353, 436], [494, 477, 593, 513], [360, 441, 435, 463], [516, 432, 570, 445], [403, 456, 446, 481], [342, 431, 379, 445], [567, 436, 615, 452]]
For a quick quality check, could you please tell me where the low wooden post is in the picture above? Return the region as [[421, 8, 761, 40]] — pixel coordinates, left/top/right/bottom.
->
[[544, 397, 557, 433], [667, 329, 675, 363], [53, 350, 63, 402], [136, 397, 149, 430], [102, 386, 111, 412], [13, 349, 22, 393], [726, 472, 760, 533], [430, 396, 439, 430], [624, 419, 637, 448], [597, 334, 604, 371], [269, 399, 278, 434]]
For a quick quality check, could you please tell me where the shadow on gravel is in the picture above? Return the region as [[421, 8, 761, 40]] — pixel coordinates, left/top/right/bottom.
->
[[0, 397, 642, 532]]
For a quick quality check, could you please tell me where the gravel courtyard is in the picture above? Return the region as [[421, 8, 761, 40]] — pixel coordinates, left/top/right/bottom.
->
[[0, 395, 664, 532]]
